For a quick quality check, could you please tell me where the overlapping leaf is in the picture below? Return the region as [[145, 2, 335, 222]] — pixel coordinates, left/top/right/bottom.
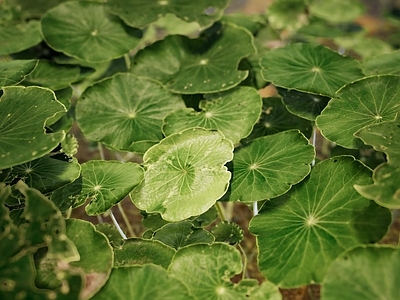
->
[[0, 86, 66, 169], [0, 60, 37, 87], [228, 130, 315, 202], [76, 73, 185, 153], [249, 156, 391, 288], [130, 128, 233, 222], [0, 21, 42, 55], [316, 75, 400, 149], [163, 86, 262, 144], [130, 23, 256, 94], [309, 0, 365, 23], [267, 0, 308, 31], [260, 43, 364, 97], [362, 49, 400, 75], [41, 1, 142, 62]]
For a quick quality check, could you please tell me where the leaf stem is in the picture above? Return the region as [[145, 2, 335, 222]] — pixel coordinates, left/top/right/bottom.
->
[[253, 201, 259, 216], [310, 125, 317, 166], [110, 210, 127, 240], [117, 202, 135, 237], [237, 243, 248, 280], [124, 53, 131, 70], [215, 202, 226, 222], [97, 142, 105, 160]]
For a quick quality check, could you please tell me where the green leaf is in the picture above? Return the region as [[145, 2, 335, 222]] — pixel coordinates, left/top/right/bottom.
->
[[322, 245, 400, 300], [65, 219, 113, 299], [41, 1, 142, 62], [114, 238, 175, 269], [278, 88, 330, 121], [23, 60, 81, 90], [249, 156, 391, 288], [260, 43, 364, 97], [334, 36, 393, 60], [228, 130, 315, 202], [91, 264, 195, 300], [130, 128, 233, 222], [0, 21, 42, 55], [130, 23, 256, 94], [316, 75, 400, 149], [362, 49, 400, 75], [211, 221, 244, 245], [152, 221, 214, 250], [57, 160, 143, 215], [107, 0, 229, 29], [309, 0, 365, 23], [168, 243, 243, 300], [242, 97, 313, 142], [6, 0, 65, 19], [267, 0, 308, 31], [95, 223, 124, 248], [8, 156, 80, 194], [76, 73, 185, 153], [0, 86, 66, 170], [0, 59, 37, 87], [163, 86, 262, 144]]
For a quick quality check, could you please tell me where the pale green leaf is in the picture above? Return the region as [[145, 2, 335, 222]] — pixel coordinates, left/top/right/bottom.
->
[[267, 0, 308, 31], [334, 36, 393, 60], [309, 0, 365, 23], [130, 128, 233, 222], [0, 21, 42, 55], [0, 60, 37, 87], [362, 49, 400, 75]]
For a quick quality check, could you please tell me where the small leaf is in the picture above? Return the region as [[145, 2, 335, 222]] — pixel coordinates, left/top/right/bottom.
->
[[260, 43, 364, 97], [163, 86, 262, 144], [130, 23, 256, 94], [107, 0, 229, 29], [41, 1, 142, 62], [95, 223, 124, 248], [316, 75, 400, 149], [267, 0, 308, 31], [0, 21, 42, 55], [0, 59, 37, 87], [228, 130, 315, 202], [249, 156, 391, 288], [152, 221, 214, 249], [114, 238, 175, 269], [211, 221, 244, 245], [130, 128, 233, 222], [76, 73, 185, 153], [91, 265, 195, 300], [0, 86, 66, 169], [322, 245, 400, 300], [309, 0, 365, 23]]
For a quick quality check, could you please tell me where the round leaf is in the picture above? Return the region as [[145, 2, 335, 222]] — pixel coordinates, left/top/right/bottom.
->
[[362, 49, 400, 76], [0, 21, 42, 55], [0, 60, 37, 87], [0, 86, 66, 169], [92, 264, 194, 300], [309, 0, 365, 23], [322, 245, 400, 300], [211, 221, 244, 245], [249, 156, 391, 288], [267, 0, 308, 31], [130, 128, 233, 222], [260, 43, 364, 97], [41, 1, 142, 62], [107, 0, 229, 29], [130, 23, 256, 94], [316, 75, 400, 149], [163, 86, 262, 144], [76, 73, 185, 153], [66, 219, 113, 300], [228, 130, 315, 202], [168, 243, 247, 300]]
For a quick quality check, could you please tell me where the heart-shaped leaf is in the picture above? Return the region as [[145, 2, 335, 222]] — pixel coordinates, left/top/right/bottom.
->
[[0, 86, 66, 169], [260, 43, 364, 97], [130, 128, 233, 222], [107, 0, 229, 29], [322, 245, 400, 300], [249, 156, 391, 288], [228, 130, 315, 202], [163, 86, 262, 144], [0, 21, 42, 55], [316, 75, 400, 149], [0, 60, 37, 87], [76, 73, 185, 153], [130, 23, 256, 94], [41, 1, 142, 62]]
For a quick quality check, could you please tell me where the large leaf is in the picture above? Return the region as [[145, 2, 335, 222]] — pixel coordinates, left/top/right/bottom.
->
[[130, 128, 233, 222], [163, 86, 262, 144], [52, 160, 143, 215], [76, 73, 185, 153], [107, 0, 229, 29], [0, 60, 37, 87], [228, 130, 315, 202], [0, 86, 66, 169], [249, 156, 391, 288], [309, 0, 365, 23], [41, 1, 142, 62], [92, 264, 195, 300], [316, 75, 400, 149], [260, 43, 364, 97], [322, 245, 400, 300], [362, 49, 400, 75], [130, 23, 256, 94], [0, 21, 42, 55]]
